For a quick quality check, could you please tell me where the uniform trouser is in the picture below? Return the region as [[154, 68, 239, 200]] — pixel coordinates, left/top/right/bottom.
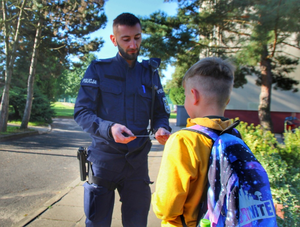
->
[[83, 160, 152, 227]]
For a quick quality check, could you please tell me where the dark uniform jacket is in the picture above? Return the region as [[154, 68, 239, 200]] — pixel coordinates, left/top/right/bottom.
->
[[74, 54, 171, 173]]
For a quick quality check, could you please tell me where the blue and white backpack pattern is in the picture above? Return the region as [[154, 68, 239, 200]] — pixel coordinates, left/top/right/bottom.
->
[[185, 121, 277, 227]]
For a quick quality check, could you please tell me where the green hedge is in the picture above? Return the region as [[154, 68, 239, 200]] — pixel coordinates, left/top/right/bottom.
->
[[8, 87, 55, 124], [237, 121, 300, 226]]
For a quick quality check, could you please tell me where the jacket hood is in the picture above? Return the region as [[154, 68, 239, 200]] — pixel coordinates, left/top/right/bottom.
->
[[186, 117, 233, 131]]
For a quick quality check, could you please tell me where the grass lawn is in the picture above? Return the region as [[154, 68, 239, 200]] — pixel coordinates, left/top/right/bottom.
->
[[0, 125, 34, 135], [52, 102, 177, 119], [0, 126, 34, 135], [170, 112, 177, 119], [2, 102, 74, 135], [52, 102, 75, 117], [8, 120, 47, 126], [2, 102, 175, 135]]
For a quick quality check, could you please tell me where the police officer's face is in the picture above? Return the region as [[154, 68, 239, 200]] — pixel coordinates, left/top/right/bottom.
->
[[110, 23, 142, 62]]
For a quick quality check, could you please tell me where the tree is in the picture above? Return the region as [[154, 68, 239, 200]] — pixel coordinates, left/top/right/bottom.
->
[[165, 51, 200, 104], [20, 0, 107, 129], [233, 0, 300, 131], [21, 16, 43, 129], [0, 0, 27, 132], [1, 0, 107, 130], [55, 53, 97, 100], [141, 0, 300, 132]]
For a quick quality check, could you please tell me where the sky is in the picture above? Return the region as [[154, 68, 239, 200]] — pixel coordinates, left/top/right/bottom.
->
[[91, 0, 178, 84]]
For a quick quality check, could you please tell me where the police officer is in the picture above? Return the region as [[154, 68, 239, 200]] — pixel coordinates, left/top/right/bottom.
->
[[74, 13, 171, 227]]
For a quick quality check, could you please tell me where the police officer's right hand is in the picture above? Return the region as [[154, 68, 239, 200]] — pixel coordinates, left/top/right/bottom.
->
[[110, 123, 136, 144]]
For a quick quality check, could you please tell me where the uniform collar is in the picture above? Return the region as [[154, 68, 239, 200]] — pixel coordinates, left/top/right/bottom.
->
[[116, 53, 137, 69]]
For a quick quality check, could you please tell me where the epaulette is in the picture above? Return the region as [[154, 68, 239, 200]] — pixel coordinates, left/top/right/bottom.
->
[[93, 58, 113, 64], [142, 58, 161, 69]]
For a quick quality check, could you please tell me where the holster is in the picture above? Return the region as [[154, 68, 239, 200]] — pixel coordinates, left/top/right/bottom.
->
[[77, 147, 118, 191], [77, 147, 88, 181]]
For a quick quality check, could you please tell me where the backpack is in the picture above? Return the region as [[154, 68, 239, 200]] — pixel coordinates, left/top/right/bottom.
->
[[184, 120, 277, 227]]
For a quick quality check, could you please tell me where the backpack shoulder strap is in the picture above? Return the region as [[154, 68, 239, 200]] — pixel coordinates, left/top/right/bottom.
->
[[183, 120, 241, 139], [220, 120, 240, 135], [182, 124, 219, 141]]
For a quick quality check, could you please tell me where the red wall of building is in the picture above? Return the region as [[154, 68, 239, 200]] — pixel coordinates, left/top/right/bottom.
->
[[224, 110, 300, 133]]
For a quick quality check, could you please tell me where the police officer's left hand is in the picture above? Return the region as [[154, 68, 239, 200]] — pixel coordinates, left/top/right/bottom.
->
[[155, 128, 171, 145]]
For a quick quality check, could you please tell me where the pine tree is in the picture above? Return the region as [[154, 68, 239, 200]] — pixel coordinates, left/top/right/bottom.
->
[[141, 0, 300, 132]]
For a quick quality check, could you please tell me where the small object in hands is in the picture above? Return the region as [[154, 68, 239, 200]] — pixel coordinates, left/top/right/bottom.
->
[[122, 132, 149, 137]]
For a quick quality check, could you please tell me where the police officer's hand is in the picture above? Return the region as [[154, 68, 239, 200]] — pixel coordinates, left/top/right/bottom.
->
[[155, 127, 171, 145], [110, 123, 136, 144]]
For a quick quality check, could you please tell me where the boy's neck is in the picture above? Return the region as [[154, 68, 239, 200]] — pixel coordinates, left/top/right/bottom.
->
[[194, 107, 225, 119]]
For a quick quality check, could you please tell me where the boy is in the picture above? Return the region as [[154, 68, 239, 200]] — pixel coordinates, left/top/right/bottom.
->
[[152, 57, 235, 227]]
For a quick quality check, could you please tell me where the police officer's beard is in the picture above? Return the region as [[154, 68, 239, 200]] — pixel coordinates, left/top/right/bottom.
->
[[117, 44, 140, 61]]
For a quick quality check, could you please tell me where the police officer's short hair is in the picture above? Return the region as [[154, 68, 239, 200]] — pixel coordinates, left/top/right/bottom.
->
[[113, 13, 141, 28]]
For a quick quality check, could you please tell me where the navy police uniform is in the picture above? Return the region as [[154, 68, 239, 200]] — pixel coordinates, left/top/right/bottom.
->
[[74, 53, 171, 227]]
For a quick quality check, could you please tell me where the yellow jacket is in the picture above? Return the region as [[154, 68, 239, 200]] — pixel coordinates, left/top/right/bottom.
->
[[152, 117, 233, 227]]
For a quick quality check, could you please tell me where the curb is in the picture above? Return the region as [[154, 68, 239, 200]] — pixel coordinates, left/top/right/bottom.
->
[[12, 177, 83, 227], [0, 124, 52, 142], [0, 130, 39, 142]]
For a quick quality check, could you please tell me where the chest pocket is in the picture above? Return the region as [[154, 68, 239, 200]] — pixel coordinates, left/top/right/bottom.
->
[[136, 85, 152, 126], [99, 82, 124, 121]]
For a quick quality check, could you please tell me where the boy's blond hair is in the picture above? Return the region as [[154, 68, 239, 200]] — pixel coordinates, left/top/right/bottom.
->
[[182, 57, 235, 109]]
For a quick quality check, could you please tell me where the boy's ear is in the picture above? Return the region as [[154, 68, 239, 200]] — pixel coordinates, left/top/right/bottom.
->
[[226, 98, 230, 106], [191, 88, 200, 105], [110, 34, 117, 47]]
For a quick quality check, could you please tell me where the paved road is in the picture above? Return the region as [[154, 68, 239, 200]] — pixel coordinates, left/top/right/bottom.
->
[[0, 118, 91, 227]]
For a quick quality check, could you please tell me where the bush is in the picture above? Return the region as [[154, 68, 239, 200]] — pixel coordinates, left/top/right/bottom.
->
[[237, 121, 300, 226], [9, 87, 55, 124], [169, 87, 185, 105], [281, 129, 300, 168]]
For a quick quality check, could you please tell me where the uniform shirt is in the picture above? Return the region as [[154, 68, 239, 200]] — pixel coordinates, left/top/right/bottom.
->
[[152, 117, 233, 227], [74, 53, 170, 172]]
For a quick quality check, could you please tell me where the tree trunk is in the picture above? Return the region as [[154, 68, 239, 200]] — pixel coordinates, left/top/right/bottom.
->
[[0, 0, 27, 132], [258, 45, 273, 132], [0, 75, 11, 132], [21, 18, 43, 129], [0, 1, 11, 132]]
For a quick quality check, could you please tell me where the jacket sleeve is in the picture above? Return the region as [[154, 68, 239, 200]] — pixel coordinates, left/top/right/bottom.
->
[[74, 61, 114, 140], [153, 69, 171, 132], [152, 133, 199, 225]]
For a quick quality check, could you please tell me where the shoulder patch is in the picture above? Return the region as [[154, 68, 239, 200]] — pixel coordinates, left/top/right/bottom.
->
[[81, 78, 98, 87], [162, 97, 171, 114], [157, 88, 164, 95]]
